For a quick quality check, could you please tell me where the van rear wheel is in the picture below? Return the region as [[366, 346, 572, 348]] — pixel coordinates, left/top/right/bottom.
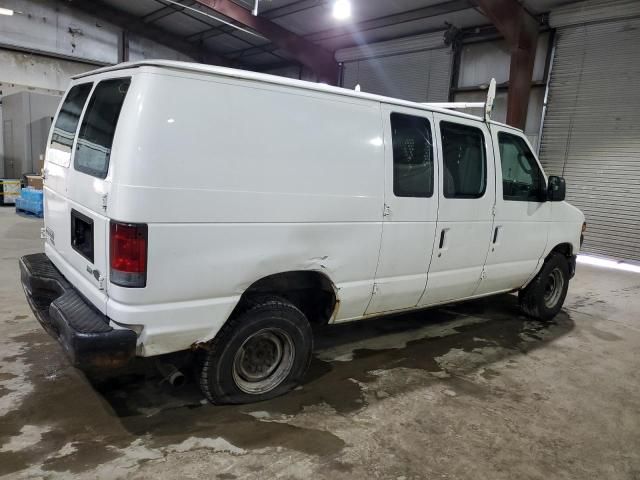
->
[[198, 298, 313, 404], [518, 252, 570, 321]]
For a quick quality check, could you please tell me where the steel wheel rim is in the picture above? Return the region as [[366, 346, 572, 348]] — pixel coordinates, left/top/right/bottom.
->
[[232, 328, 295, 395], [543, 267, 564, 309]]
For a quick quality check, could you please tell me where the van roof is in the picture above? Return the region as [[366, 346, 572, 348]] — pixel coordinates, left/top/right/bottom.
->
[[73, 60, 518, 131]]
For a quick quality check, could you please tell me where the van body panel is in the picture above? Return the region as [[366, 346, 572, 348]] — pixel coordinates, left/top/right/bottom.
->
[[109, 71, 384, 223], [34, 61, 585, 359], [102, 69, 384, 341]]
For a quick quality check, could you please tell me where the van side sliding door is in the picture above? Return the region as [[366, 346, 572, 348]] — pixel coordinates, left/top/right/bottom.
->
[[418, 115, 495, 307], [365, 105, 438, 315]]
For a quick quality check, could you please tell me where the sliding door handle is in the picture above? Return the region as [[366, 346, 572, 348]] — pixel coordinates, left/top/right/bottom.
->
[[439, 229, 446, 249], [492, 225, 502, 245]]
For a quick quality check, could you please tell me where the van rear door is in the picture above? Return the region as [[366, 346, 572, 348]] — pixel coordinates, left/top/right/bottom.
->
[[44, 76, 131, 312]]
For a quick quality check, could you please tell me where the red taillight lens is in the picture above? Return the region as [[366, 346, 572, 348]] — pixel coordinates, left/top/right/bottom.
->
[[110, 221, 147, 288]]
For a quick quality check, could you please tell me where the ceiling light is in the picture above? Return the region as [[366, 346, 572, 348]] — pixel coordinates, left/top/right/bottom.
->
[[332, 0, 351, 20], [0, 7, 14, 15]]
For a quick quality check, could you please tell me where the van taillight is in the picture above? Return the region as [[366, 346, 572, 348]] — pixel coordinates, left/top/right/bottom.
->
[[110, 221, 147, 288]]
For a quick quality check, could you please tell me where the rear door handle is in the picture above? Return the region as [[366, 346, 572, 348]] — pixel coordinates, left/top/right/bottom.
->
[[439, 230, 446, 249]]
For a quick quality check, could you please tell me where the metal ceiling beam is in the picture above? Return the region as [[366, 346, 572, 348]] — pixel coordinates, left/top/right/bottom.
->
[[190, 0, 339, 83], [142, 0, 198, 24], [221, 0, 472, 63], [190, 0, 471, 57], [471, 0, 540, 129], [306, 0, 472, 43], [69, 0, 233, 67]]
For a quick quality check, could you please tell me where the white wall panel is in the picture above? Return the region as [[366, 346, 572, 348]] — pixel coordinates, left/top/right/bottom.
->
[[458, 33, 550, 87], [0, 0, 119, 64], [337, 32, 452, 103]]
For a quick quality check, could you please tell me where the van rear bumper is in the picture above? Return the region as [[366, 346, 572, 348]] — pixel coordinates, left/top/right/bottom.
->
[[19, 253, 136, 370]]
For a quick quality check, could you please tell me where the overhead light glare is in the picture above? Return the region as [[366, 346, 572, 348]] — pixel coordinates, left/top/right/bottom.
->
[[0, 7, 14, 16], [332, 0, 351, 20]]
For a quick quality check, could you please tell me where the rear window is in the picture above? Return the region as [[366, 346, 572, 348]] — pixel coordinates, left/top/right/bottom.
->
[[49, 83, 92, 167], [391, 113, 434, 198], [74, 78, 131, 179], [440, 121, 486, 199]]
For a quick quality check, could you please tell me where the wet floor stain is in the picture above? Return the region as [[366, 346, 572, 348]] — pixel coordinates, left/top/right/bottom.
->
[[0, 294, 574, 477]]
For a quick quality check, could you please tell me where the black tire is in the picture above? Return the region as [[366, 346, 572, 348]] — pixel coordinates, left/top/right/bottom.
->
[[519, 252, 570, 321], [198, 298, 313, 404]]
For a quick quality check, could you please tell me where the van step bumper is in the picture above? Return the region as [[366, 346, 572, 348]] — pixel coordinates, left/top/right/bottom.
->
[[19, 253, 136, 370]]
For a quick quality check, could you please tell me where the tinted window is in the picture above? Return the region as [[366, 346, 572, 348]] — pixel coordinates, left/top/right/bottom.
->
[[498, 132, 544, 202], [391, 113, 434, 198], [75, 78, 131, 179], [440, 121, 486, 199], [49, 83, 92, 167]]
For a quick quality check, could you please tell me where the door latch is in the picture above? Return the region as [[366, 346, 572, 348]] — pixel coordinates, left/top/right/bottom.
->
[[383, 204, 391, 217]]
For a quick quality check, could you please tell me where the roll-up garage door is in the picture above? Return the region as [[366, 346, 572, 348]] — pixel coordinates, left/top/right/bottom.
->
[[539, 3, 640, 261], [337, 32, 452, 103]]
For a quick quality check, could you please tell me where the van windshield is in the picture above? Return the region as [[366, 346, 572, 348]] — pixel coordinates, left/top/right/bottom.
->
[[74, 77, 131, 179]]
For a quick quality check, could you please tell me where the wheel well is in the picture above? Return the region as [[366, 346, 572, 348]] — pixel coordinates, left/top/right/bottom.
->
[[231, 271, 338, 326], [549, 243, 573, 259]]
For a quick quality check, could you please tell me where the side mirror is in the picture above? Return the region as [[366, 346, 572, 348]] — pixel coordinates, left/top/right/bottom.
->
[[547, 176, 566, 202]]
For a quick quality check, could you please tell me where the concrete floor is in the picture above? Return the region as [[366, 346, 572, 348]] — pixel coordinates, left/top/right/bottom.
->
[[1, 207, 639, 480]]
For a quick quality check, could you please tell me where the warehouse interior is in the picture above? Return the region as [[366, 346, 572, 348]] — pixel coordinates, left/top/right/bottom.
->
[[1, 0, 639, 478]]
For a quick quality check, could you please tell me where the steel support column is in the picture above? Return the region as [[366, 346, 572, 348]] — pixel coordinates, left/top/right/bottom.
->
[[472, 0, 539, 129], [192, 0, 339, 84]]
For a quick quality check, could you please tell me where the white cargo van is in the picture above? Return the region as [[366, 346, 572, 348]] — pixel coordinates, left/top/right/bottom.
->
[[20, 61, 585, 404]]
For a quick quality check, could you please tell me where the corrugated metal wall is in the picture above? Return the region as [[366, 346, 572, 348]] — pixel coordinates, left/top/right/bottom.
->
[[336, 32, 452, 102], [540, 4, 640, 260]]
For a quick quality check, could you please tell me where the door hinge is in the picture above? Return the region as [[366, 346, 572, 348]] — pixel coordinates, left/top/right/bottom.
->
[[383, 203, 391, 217], [372, 283, 379, 295], [491, 205, 496, 217], [40, 227, 47, 239], [480, 269, 487, 281], [98, 275, 105, 290], [101, 193, 108, 212]]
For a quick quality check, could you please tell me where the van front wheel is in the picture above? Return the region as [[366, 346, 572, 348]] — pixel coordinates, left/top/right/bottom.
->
[[198, 298, 313, 404], [518, 252, 570, 321]]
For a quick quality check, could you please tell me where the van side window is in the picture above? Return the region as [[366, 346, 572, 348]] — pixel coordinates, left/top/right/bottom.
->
[[49, 83, 92, 167], [498, 132, 544, 202], [74, 78, 131, 179], [440, 121, 486, 199], [391, 113, 433, 198]]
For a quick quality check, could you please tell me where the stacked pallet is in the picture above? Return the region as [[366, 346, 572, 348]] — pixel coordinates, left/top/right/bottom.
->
[[15, 188, 44, 218]]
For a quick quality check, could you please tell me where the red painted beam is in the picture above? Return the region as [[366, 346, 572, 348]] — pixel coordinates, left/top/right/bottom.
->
[[472, 0, 540, 129], [192, 0, 339, 84]]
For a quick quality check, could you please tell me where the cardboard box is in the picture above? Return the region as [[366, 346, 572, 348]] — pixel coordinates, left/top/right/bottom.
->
[[26, 175, 43, 190]]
